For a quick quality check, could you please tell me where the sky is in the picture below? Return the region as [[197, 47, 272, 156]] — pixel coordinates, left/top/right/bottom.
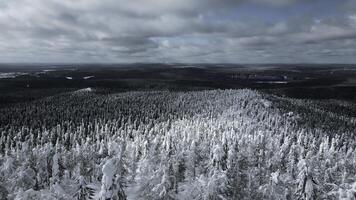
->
[[0, 0, 356, 63]]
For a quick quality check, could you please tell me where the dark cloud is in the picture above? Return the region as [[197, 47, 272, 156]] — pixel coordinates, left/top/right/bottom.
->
[[0, 0, 355, 63]]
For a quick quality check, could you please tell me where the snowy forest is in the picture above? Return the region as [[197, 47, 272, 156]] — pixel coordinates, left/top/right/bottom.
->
[[0, 88, 355, 199]]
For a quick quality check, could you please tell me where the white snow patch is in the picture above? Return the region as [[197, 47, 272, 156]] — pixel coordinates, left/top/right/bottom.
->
[[0, 72, 28, 79], [51, 183, 65, 196], [65, 76, 73, 80], [102, 159, 116, 179], [271, 171, 279, 184], [35, 69, 57, 76], [83, 76, 95, 80], [75, 87, 93, 93], [84, 87, 93, 92], [72, 88, 94, 95], [261, 99, 272, 108], [256, 81, 288, 84], [43, 69, 55, 72], [126, 183, 140, 200]]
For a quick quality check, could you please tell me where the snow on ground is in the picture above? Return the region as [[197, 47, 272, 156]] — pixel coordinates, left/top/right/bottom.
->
[[72, 87, 94, 94], [256, 81, 288, 84], [43, 69, 56, 72], [73, 87, 93, 93], [83, 76, 95, 80], [260, 99, 272, 108], [65, 76, 73, 80], [35, 69, 57, 76], [0, 72, 28, 79], [126, 183, 140, 200]]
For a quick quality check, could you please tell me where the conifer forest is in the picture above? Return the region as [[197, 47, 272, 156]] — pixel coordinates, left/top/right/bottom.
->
[[0, 67, 356, 200], [1, 0, 356, 198]]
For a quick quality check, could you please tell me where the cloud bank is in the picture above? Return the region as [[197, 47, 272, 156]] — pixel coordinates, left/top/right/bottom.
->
[[0, 0, 355, 63]]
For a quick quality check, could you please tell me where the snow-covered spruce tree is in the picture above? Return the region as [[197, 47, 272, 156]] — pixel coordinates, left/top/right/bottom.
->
[[295, 159, 318, 200], [0, 184, 8, 200], [184, 140, 198, 182], [51, 152, 60, 186], [73, 176, 95, 200], [151, 164, 176, 200], [0, 89, 355, 199], [98, 158, 126, 200]]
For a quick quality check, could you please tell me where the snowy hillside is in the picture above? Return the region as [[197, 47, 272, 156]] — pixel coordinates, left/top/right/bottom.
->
[[0, 89, 355, 199]]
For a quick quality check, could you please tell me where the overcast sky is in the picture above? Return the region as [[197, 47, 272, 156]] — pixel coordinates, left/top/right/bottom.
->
[[0, 0, 356, 63]]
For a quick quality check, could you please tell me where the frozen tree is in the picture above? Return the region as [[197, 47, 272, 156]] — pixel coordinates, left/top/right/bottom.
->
[[98, 158, 126, 200], [152, 166, 175, 200], [73, 176, 95, 200], [295, 159, 318, 200], [0, 185, 8, 200], [51, 152, 60, 185], [0, 89, 355, 199]]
